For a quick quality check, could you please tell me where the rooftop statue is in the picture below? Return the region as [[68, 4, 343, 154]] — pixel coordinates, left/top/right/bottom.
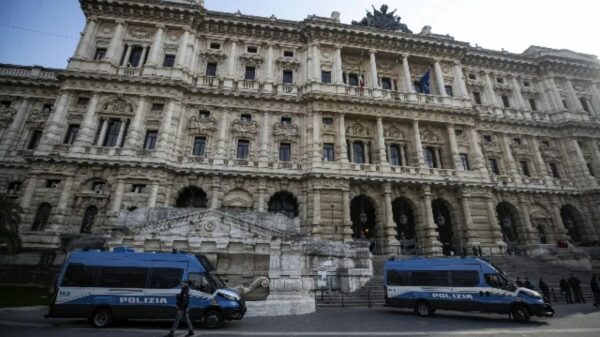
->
[[351, 4, 412, 33]]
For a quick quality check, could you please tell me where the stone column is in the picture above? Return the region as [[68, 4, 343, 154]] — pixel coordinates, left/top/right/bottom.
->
[[400, 145, 407, 166], [565, 79, 585, 111], [452, 61, 469, 99], [175, 27, 191, 68], [421, 185, 441, 255], [369, 50, 379, 88], [434, 148, 442, 169], [210, 176, 220, 210], [485, 196, 504, 246], [74, 94, 100, 147], [312, 112, 321, 167], [338, 114, 348, 163], [260, 112, 270, 162], [20, 175, 38, 210], [401, 54, 414, 93], [447, 124, 462, 170], [383, 183, 399, 253], [537, 80, 554, 112], [550, 199, 569, 242], [227, 39, 238, 77], [518, 196, 535, 244], [124, 97, 147, 148], [105, 19, 126, 65], [460, 191, 477, 246], [216, 110, 229, 158], [57, 176, 74, 213], [570, 139, 595, 181], [531, 138, 550, 181], [121, 44, 132, 66], [38, 92, 71, 151], [0, 98, 31, 157], [433, 59, 446, 96], [173, 105, 188, 156], [257, 179, 266, 212], [469, 128, 487, 173], [312, 43, 321, 82], [342, 190, 352, 241], [511, 75, 527, 110], [333, 45, 343, 85], [110, 179, 125, 213], [484, 71, 498, 106], [548, 77, 563, 109], [412, 120, 425, 167], [146, 24, 165, 66], [115, 118, 127, 147], [138, 45, 149, 68], [74, 17, 97, 59], [311, 188, 322, 238], [588, 82, 600, 117], [501, 134, 520, 181], [158, 100, 176, 153], [95, 118, 109, 146], [376, 117, 387, 164], [148, 182, 159, 208], [263, 43, 274, 92]]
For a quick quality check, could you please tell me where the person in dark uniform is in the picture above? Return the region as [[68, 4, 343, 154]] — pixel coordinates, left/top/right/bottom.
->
[[165, 281, 194, 337], [560, 275, 574, 304], [569, 273, 585, 303], [591, 275, 600, 309], [538, 278, 551, 303]]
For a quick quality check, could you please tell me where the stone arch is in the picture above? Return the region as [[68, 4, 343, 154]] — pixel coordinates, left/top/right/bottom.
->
[[222, 189, 253, 209], [350, 194, 377, 240], [391, 197, 417, 241], [529, 203, 552, 244], [175, 186, 208, 208], [31, 202, 52, 231], [560, 204, 585, 244], [267, 191, 298, 219], [496, 201, 522, 244], [80, 205, 98, 234], [431, 198, 455, 255]]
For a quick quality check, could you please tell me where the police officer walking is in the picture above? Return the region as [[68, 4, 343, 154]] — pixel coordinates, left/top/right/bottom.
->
[[165, 281, 194, 337]]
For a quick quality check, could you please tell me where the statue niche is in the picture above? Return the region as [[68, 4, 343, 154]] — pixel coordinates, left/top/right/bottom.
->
[[351, 5, 412, 33]]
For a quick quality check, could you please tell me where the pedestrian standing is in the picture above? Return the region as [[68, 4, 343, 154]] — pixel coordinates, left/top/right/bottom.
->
[[560, 275, 574, 304], [591, 275, 600, 309], [538, 278, 551, 303], [165, 281, 194, 337], [569, 273, 585, 303], [515, 277, 524, 288], [524, 278, 535, 290]]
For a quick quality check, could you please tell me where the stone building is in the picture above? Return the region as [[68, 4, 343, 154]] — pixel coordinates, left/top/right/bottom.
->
[[1, 0, 600, 272]]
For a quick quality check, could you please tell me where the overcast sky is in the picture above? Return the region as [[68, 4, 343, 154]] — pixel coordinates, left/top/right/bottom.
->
[[0, 0, 598, 69]]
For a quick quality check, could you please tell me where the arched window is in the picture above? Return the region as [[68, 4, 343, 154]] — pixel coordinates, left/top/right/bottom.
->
[[175, 187, 208, 208], [31, 203, 52, 231], [268, 191, 298, 219], [80, 205, 98, 234]]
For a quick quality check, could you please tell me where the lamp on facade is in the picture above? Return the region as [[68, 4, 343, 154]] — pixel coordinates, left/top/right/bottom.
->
[[501, 214, 512, 229], [434, 202, 445, 227], [398, 200, 408, 226], [565, 218, 574, 229], [359, 195, 367, 239]]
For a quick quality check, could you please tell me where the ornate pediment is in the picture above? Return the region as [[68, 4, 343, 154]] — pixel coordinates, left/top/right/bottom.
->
[[510, 143, 531, 156], [101, 98, 134, 115], [231, 119, 259, 136], [346, 122, 369, 137], [201, 49, 227, 62], [188, 115, 218, 134], [420, 127, 441, 143], [273, 122, 299, 140], [351, 5, 412, 33], [27, 108, 51, 123], [127, 27, 152, 40], [275, 57, 301, 70], [0, 106, 16, 127], [384, 124, 405, 140], [539, 143, 560, 159], [239, 53, 264, 66]]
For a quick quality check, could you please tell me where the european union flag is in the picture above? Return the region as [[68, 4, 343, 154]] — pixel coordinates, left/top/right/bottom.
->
[[420, 69, 431, 94]]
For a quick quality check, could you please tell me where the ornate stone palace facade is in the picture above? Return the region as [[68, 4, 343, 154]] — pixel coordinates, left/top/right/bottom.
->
[[2, 0, 600, 259]]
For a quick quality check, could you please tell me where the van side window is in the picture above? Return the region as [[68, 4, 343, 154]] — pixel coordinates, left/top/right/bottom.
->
[[188, 272, 213, 293], [387, 270, 410, 286], [450, 271, 479, 287], [62, 264, 93, 287], [96, 266, 149, 288], [411, 271, 449, 287], [149, 268, 184, 289]]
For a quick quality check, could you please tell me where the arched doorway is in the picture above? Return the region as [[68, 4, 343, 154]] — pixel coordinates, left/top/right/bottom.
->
[[432, 199, 453, 255], [530, 204, 552, 244], [496, 202, 520, 243], [268, 191, 298, 219], [31, 202, 52, 231], [561, 205, 584, 244], [80, 205, 98, 234], [350, 195, 376, 240], [175, 186, 207, 208]]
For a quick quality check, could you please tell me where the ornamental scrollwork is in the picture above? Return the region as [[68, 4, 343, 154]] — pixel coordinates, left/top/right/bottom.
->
[[201, 50, 227, 63], [346, 122, 369, 137], [273, 122, 299, 140], [384, 124, 405, 140], [420, 127, 441, 143], [188, 115, 218, 134], [275, 57, 301, 70], [539, 143, 560, 159], [101, 98, 134, 115], [510, 143, 531, 156], [231, 119, 259, 136], [239, 53, 264, 66], [27, 108, 51, 123], [0, 106, 16, 127]]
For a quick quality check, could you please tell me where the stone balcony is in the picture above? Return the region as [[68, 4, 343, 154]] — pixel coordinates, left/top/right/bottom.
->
[[0, 64, 57, 80], [476, 104, 552, 123]]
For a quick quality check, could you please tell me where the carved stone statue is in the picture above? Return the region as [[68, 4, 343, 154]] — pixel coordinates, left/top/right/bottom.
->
[[351, 4, 412, 33]]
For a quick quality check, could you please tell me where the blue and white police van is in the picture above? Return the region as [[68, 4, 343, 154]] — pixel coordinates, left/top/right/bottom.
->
[[47, 247, 246, 328], [384, 257, 554, 322]]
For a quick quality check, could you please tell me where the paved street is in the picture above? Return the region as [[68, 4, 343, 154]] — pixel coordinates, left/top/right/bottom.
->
[[1, 304, 599, 337]]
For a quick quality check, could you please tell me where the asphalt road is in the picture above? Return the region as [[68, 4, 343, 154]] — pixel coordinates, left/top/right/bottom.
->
[[1, 304, 600, 337]]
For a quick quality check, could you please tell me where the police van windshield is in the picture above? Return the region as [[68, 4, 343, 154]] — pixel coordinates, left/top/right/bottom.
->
[[188, 272, 225, 293], [484, 273, 517, 291]]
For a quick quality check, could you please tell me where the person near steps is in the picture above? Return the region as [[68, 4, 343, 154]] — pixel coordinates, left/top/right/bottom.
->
[[165, 281, 194, 337]]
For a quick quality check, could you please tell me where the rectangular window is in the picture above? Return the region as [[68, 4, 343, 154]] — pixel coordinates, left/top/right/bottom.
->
[[280, 116, 292, 124], [77, 97, 90, 107], [580, 98, 590, 113], [283, 50, 294, 57], [1, 100, 11, 108], [163, 54, 176, 67], [459, 153, 470, 170], [411, 271, 449, 287], [523, 81, 530, 87], [127, 46, 144, 67], [247, 46, 258, 53], [444, 85, 454, 97], [529, 98, 537, 111], [42, 104, 52, 112], [46, 179, 61, 188], [199, 110, 210, 119], [27, 130, 42, 150], [513, 138, 521, 145], [209, 42, 221, 50], [501, 95, 510, 108], [92, 182, 104, 193], [321, 71, 332, 83], [282, 70, 293, 84], [152, 103, 164, 113], [237, 139, 249, 159], [279, 142, 291, 161], [323, 143, 335, 162], [61, 264, 94, 287], [93, 48, 106, 61], [381, 77, 392, 90], [244, 66, 256, 80], [468, 74, 476, 80], [549, 163, 560, 178], [192, 137, 206, 156], [206, 62, 217, 76], [132, 184, 146, 193], [63, 124, 80, 144], [96, 266, 149, 288], [562, 99, 568, 109], [483, 135, 492, 143], [102, 119, 122, 147], [353, 142, 365, 164], [496, 78, 504, 84], [240, 113, 252, 122], [520, 161, 530, 176], [473, 92, 482, 105], [588, 163, 595, 177], [348, 73, 359, 86], [149, 268, 184, 289], [143, 130, 158, 150], [387, 270, 410, 286], [488, 158, 500, 175], [7, 181, 22, 193], [322, 117, 334, 125], [389, 144, 401, 166], [424, 147, 437, 168], [451, 271, 480, 287]]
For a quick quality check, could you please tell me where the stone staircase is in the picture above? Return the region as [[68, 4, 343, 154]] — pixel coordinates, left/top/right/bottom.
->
[[316, 255, 389, 308]]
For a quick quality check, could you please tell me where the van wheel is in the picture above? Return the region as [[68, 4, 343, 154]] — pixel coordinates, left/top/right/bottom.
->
[[203, 310, 223, 329], [512, 305, 530, 323], [90, 308, 112, 328], [415, 301, 433, 317]]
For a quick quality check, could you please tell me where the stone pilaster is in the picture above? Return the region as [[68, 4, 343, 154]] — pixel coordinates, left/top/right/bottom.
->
[[175, 27, 191, 68], [57, 176, 74, 213], [338, 114, 348, 163], [312, 43, 321, 82], [485, 196, 505, 248], [433, 59, 446, 96], [412, 120, 425, 167], [73, 17, 97, 59], [517, 196, 536, 244], [148, 182, 159, 208], [257, 178, 266, 212], [105, 19, 126, 66], [447, 124, 462, 170], [459, 190, 477, 246], [263, 43, 274, 93], [216, 110, 229, 159], [311, 188, 321, 238], [530, 137, 552, 184], [20, 175, 38, 210], [401, 54, 414, 93], [260, 112, 270, 162], [550, 199, 569, 242], [157, 100, 177, 154], [382, 183, 399, 254], [501, 134, 520, 183], [511, 75, 527, 109], [37, 92, 71, 152], [73, 94, 99, 148], [124, 97, 147, 149], [224, 39, 238, 88], [110, 179, 125, 214], [452, 61, 468, 99], [368, 49, 379, 88], [333, 45, 343, 85], [95, 118, 109, 146], [376, 117, 387, 165], [342, 190, 352, 241], [146, 24, 165, 66], [0, 98, 31, 157], [564, 79, 584, 111], [483, 71, 498, 106], [311, 112, 321, 167], [469, 128, 486, 173], [210, 176, 220, 209], [588, 82, 600, 117]]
